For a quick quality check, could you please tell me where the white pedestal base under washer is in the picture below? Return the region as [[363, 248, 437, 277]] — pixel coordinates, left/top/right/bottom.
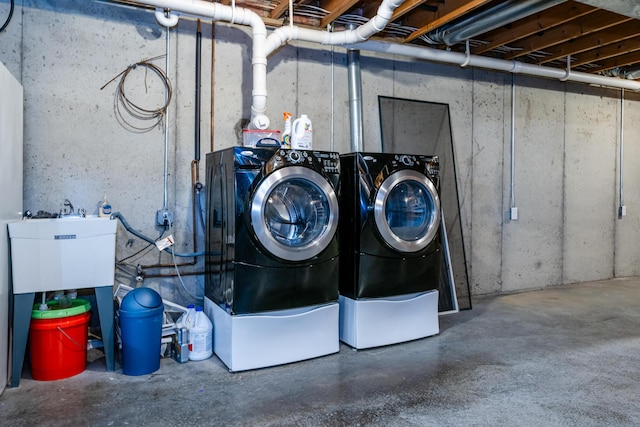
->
[[205, 297, 339, 372], [338, 290, 439, 349]]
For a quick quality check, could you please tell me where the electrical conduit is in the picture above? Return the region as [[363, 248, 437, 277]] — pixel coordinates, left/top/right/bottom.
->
[[349, 40, 640, 91]]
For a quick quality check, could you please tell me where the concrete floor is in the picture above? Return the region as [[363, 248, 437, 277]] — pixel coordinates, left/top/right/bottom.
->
[[2, 277, 640, 426]]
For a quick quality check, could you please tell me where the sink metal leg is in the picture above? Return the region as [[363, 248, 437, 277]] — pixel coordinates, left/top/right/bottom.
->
[[11, 288, 115, 387], [10, 292, 35, 388], [95, 286, 115, 371]]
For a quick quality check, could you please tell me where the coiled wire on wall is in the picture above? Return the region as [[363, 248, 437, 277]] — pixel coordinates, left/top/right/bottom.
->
[[0, 0, 13, 33], [100, 55, 172, 133]]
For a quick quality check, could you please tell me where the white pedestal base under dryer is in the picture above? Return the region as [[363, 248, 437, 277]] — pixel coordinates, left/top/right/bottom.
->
[[338, 290, 439, 349], [205, 298, 339, 372]]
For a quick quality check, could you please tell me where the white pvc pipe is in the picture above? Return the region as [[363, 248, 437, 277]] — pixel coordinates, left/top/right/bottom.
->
[[143, 0, 270, 128], [350, 40, 640, 91], [265, 0, 404, 56], [139, 0, 407, 129]]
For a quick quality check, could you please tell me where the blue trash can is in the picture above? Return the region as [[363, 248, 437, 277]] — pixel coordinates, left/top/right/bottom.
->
[[119, 287, 164, 376]]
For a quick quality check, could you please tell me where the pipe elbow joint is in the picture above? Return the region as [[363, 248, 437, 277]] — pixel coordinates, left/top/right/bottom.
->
[[155, 8, 180, 28]]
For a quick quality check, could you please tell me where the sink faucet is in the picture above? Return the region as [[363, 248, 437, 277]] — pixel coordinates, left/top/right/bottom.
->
[[61, 199, 74, 216], [60, 199, 85, 217]]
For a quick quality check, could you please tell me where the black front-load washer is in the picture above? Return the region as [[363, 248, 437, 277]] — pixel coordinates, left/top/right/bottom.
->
[[338, 152, 442, 300], [205, 146, 341, 315]]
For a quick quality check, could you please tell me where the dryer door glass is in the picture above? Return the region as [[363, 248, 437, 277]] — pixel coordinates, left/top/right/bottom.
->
[[251, 166, 339, 261], [374, 169, 440, 253]]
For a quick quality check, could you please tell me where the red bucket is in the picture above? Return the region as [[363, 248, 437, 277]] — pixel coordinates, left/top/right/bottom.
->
[[29, 299, 91, 381]]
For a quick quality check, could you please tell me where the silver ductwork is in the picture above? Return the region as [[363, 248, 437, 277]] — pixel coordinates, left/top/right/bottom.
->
[[347, 25, 364, 152], [426, 0, 566, 46]]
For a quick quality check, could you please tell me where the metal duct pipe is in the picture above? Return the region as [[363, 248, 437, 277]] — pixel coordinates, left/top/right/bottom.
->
[[347, 25, 364, 152], [427, 0, 565, 46], [351, 40, 640, 91]]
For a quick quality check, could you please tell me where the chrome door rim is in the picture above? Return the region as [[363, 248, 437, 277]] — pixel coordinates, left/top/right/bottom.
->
[[373, 169, 440, 253], [250, 166, 339, 261]]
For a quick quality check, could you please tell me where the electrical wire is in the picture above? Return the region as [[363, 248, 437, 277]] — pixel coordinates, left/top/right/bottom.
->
[[0, 0, 14, 33], [168, 220, 202, 301], [118, 242, 155, 265], [100, 55, 172, 133], [111, 212, 205, 257], [117, 228, 166, 264]]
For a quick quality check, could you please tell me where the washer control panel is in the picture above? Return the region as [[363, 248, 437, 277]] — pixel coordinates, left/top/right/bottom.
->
[[270, 149, 340, 174]]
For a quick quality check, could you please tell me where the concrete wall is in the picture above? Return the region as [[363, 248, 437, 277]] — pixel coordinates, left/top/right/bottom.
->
[[2, 0, 640, 305]]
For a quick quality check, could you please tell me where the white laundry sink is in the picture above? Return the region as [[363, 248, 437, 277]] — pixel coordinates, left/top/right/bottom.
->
[[8, 216, 117, 294]]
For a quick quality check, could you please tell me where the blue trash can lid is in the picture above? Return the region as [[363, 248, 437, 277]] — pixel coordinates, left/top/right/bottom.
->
[[121, 287, 163, 311]]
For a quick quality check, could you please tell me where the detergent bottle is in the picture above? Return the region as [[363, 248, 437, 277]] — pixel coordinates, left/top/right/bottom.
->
[[281, 112, 292, 149], [291, 114, 312, 150]]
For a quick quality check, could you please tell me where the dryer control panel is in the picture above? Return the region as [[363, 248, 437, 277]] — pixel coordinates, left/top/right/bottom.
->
[[388, 154, 439, 177]]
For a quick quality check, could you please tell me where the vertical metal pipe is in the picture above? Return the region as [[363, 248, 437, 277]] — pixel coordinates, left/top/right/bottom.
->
[[347, 24, 363, 152], [195, 20, 202, 161], [211, 24, 216, 153], [163, 26, 171, 210], [330, 24, 335, 152], [510, 74, 516, 212], [619, 89, 625, 217]]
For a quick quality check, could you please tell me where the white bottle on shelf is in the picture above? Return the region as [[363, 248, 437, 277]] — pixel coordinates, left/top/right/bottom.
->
[[291, 114, 312, 150]]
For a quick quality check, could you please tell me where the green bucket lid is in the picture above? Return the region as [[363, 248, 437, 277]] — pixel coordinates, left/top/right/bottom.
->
[[32, 298, 91, 319]]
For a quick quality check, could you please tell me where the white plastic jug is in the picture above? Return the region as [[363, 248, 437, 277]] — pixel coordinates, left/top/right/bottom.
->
[[188, 307, 213, 361], [176, 304, 195, 329], [291, 114, 312, 149]]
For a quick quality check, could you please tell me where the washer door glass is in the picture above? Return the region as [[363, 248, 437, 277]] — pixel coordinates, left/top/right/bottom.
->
[[374, 169, 440, 253], [251, 166, 338, 261]]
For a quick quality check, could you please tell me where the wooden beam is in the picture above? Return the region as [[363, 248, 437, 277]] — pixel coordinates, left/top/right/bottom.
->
[[319, 0, 362, 29], [588, 50, 640, 73], [572, 39, 640, 68], [472, 2, 596, 55], [503, 11, 632, 60], [404, 0, 493, 43], [538, 20, 640, 65], [270, 0, 289, 20], [390, 0, 428, 23]]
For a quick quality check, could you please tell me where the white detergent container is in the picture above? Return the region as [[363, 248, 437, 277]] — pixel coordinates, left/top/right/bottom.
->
[[291, 114, 313, 149], [188, 306, 213, 361]]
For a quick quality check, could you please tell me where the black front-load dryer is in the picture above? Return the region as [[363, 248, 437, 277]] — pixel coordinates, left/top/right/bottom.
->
[[205, 146, 341, 315], [338, 152, 442, 299]]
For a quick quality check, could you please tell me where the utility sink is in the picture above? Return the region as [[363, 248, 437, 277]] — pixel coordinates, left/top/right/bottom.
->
[[8, 216, 117, 294], [8, 216, 118, 385]]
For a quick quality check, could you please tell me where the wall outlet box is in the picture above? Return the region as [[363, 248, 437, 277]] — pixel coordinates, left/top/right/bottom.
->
[[156, 209, 174, 226], [619, 205, 627, 217], [510, 207, 518, 220]]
